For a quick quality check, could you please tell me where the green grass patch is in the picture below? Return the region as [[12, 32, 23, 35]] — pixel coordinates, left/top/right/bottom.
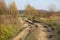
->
[[0, 24, 22, 40]]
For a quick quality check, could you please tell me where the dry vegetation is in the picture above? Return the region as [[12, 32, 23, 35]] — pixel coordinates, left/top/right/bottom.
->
[[0, 0, 60, 40], [0, 1, 22, 40]]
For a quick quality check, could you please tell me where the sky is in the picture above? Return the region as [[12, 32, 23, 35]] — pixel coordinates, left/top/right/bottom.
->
[[5, 0, 60, 11]]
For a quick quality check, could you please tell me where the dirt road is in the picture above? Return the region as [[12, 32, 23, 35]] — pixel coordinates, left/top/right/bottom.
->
[[12, 17, 52, 40], [36, 23, 49, 40], [12, 27, 30, 40]]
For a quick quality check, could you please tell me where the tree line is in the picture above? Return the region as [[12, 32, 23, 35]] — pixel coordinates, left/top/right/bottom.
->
[[0, 0, 60, 24]]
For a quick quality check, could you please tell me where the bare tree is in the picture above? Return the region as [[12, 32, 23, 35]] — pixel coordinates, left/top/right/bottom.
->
[[25, 4, 37, 17], [0, 0, 7, 14], [9, 1, 18, 17], [48, 4, 56, 12], [9, 1, 18, 24]]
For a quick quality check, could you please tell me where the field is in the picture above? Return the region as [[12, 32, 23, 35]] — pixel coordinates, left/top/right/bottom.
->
[[25, 16, 60, 40], [0, 1, 60, 40]]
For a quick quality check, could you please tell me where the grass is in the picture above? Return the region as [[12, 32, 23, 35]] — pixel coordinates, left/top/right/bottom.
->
[[1, 14, 60, 40], [0, 14, 23, 40], [0, 23, 22, 40], [39, 17, 60, 40]]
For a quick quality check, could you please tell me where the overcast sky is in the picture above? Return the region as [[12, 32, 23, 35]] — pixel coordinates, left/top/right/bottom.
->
[[5, 0, 60, 11]]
